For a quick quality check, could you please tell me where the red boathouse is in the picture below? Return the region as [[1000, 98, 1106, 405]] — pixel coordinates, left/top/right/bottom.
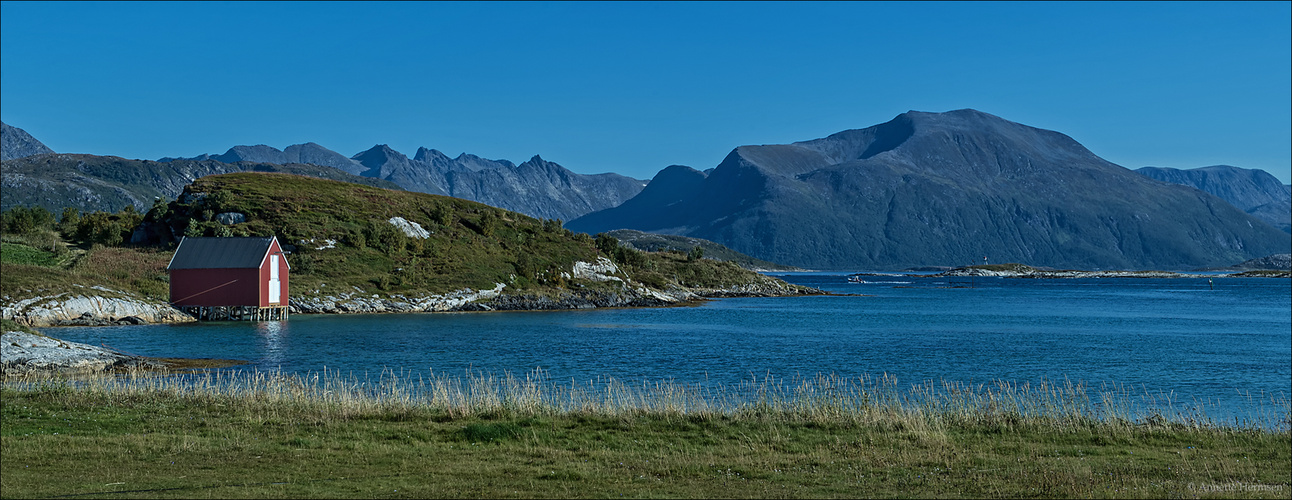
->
[[167, 236, 290, 321]]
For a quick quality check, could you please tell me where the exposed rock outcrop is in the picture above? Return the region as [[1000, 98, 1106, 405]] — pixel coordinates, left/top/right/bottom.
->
[[290, 283, 508, 314], [2, 287, 196, 327], [291, 258, 823, 315], [388, 216, 431, 239], [1, 331, 164, 375]]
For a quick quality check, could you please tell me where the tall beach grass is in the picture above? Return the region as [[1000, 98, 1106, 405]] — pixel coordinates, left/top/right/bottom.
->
[[6, 367, 1287, 433]]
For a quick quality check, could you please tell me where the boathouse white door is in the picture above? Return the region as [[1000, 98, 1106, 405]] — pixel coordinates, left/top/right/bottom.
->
[[269, 255, 281, 304]]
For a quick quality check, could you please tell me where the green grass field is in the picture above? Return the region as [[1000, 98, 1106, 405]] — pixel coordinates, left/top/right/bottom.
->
[[2, 370, 1287, 498]]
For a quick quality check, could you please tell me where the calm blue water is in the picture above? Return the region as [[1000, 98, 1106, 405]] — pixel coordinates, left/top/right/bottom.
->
[[41, 274, 1291, 420]]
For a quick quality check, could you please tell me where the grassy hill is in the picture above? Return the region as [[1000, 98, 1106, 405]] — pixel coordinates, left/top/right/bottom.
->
[[2, 172, 808, 307]]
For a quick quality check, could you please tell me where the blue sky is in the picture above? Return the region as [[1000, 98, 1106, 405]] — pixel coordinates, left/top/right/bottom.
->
[[2, 1, 1289, 183]]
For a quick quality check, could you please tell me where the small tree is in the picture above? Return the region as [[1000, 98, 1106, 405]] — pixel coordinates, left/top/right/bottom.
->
[[478, 211, 498, 237], [59, 208, 81, 236], [147, 198, 170, 222], [184, 219, 205, 238], [687, 245, 705, 262], [97, 221, 124, 246], [2, 207, 36, 234], [594, 233, 619, 256], [30, 206, 55, 230]]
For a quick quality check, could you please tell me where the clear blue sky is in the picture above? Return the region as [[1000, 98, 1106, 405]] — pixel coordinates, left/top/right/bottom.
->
[[3, 1, 1289, 183]]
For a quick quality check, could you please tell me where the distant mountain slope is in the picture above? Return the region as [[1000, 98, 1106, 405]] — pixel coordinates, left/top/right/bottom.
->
[[1229, 253, 1291, 271], [569, 109, 1290, 271], [167, 142, 646, 221], [0, 154, 400, 214], [1, 122, 56, 161], [1135, 165, 1291, 233], [605, 229, 801, 271], [179, 143, 372, 176], [350, 145, 646, 221]]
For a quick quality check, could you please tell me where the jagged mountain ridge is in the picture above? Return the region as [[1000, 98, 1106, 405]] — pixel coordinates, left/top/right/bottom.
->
[[167, 142, 646, 221], [0, 154, 401, 214], [568, 109, 1291, 271], [1135, 165, 1291, 233], [1, 122, 56, 161]]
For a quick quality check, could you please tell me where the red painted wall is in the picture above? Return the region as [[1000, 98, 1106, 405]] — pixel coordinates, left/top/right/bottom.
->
[[169, 268, 262, 306]]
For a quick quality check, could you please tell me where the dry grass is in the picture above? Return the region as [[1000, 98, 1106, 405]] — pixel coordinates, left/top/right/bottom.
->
[[6, 368, 1288, 431], [3, 370, 1289, 498]]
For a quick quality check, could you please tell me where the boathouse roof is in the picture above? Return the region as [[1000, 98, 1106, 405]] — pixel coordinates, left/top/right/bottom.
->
[[167, 236, 288, 270]]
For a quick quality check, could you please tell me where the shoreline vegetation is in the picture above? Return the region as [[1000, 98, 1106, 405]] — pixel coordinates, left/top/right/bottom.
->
[[2, 368, 1288, 498]]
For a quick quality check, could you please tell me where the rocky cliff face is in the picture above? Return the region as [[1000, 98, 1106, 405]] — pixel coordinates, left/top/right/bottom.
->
[[1, 122, 56, 161], [1135, 165, 1291, 233], [569, 109, 1291, 271]]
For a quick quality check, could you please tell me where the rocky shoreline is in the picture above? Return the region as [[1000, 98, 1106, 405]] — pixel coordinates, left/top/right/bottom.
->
[[1, 331, 166, 376], [3, 258, 823, 327], [288, 278, 821, 314], [2, 286, 197, 328], [926, 264, 1291, 279]]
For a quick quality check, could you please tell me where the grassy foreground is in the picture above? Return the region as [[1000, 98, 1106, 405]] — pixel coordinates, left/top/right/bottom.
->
[[1, 370, 1288, 499]]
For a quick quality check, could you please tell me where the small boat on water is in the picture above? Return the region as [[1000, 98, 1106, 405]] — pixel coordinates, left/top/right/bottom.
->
[[847, 275, 866, 284]]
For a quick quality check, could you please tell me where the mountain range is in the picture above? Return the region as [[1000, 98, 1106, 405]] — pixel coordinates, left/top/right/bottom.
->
[[163, 142, 646, 222], [567, 109, 1290, 270], [1135, 165, 1291, 233], [4, 115, 1290, 270], [0, 153, 401, 214]]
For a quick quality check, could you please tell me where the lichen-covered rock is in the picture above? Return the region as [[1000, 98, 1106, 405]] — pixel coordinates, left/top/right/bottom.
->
[[1, 331, 163, 375], [2, 288, 196, 327], [569, 257, 624, 282], [215, 212, 247, 225], [388, 217, 431, 239], [290, 283, 507, 314]]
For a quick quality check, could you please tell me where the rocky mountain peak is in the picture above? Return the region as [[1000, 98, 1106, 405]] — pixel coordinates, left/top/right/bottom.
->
[[413, 147, 451, 163], [570, 109, 1290, 270], [1, 122, 56, 161], [216, 144, 288, 164]]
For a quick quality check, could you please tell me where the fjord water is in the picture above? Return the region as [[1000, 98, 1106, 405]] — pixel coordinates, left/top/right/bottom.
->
[[45, 274, 1290, 421]]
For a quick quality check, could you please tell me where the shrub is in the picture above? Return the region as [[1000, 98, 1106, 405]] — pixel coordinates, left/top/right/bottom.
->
[[687, 246, 705, 262], [594, 233, 619, 256], [2, 206, 54, 235], [58, 208, 81, 237]]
